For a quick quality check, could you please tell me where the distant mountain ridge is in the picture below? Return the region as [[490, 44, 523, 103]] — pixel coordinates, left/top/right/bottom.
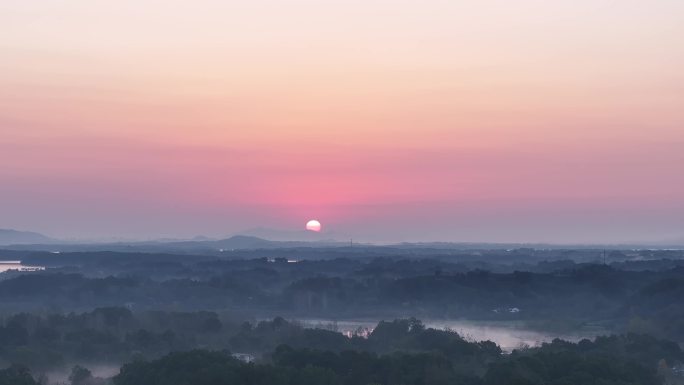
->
[[237, 227, 342, 242], [171, 235, 347, 250], [0, 234, 349, 253], [0, 229, 54, 245], [1, 226, 682, 253]]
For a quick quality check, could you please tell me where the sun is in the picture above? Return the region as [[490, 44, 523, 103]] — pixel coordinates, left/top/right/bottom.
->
[[305, 219, 321, 232]]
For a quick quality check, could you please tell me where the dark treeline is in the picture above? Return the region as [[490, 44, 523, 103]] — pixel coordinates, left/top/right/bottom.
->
[[1, 248, 684, 384], [0, 308, 227, 370], [0, 257, 683, 340], [114, 333, 681, 385], [12, 247, 684, 271], [2, 318, 683, 385], [0, 311, 497, 371]]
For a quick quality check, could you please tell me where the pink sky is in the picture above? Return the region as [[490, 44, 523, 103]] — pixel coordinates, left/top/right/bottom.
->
[[1, 0, 683, 243]]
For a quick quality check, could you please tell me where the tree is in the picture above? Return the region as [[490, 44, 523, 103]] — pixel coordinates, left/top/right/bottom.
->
[[0, 365, 38, 385], [69, 365, 92, 385]]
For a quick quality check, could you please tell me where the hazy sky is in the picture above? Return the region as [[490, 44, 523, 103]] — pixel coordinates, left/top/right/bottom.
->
[[1, 0, 683, 243]]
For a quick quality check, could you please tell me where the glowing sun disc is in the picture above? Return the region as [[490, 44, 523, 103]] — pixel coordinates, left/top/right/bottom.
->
[[306, 219, 321, 232]]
